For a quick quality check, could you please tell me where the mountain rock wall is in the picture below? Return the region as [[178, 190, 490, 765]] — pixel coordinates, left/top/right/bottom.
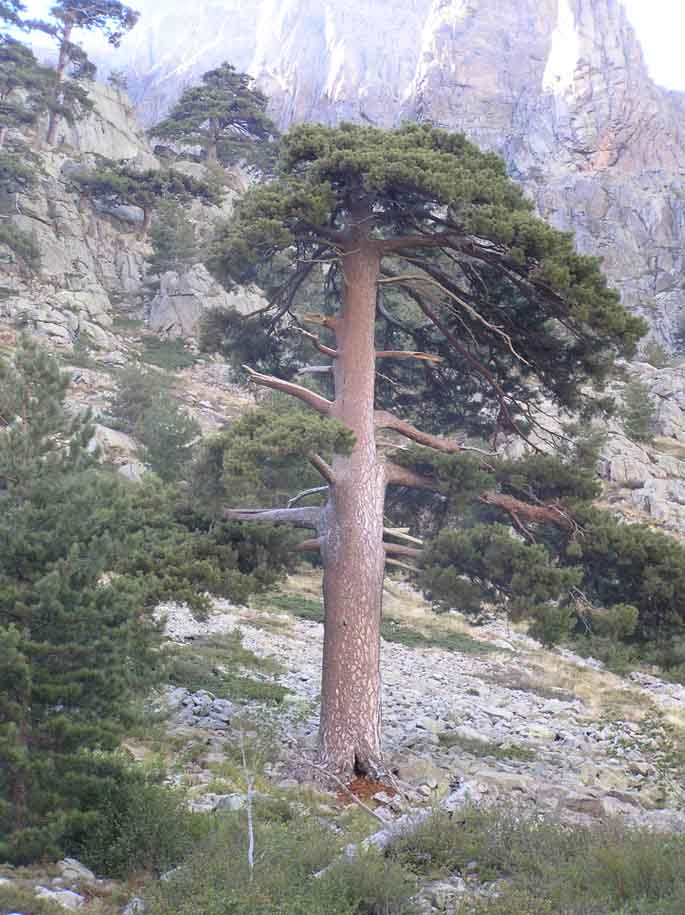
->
[[113, 0, 685, 351]]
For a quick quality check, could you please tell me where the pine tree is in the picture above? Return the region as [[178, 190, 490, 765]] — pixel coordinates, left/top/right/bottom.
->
[[0, 36, 53, 147], [145, 199, 198, 280], [0, 338, 161, 863], [43, 0, 139, 145], [72, 160, 219, 235], [203, 122, 645, 778], [150, 61, 276, 168]]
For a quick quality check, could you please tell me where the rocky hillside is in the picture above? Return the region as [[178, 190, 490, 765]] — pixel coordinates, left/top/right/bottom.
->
[[107, 0, 685, 352], [4, 572, 685, 912]]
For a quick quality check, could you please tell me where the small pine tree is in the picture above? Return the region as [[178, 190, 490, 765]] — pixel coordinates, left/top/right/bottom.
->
[[0, 339, 161, 863], [622, 378, 657, 442], [136, 397, 200, 483], [0, 36, 54, 148], [150, 61, 277, 169], [146, 199, 198, 280], [72, 160, 219, 235], [43, 0, 139, 145]]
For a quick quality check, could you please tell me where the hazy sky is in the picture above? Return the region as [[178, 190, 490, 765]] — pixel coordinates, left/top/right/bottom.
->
[[17, 0, 685, 93]]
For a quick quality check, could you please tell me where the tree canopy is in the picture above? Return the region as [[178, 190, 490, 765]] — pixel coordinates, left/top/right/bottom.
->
[[209, 122, 645, 442], [150, 61, 277, 168], [72, 159, 220, 233]]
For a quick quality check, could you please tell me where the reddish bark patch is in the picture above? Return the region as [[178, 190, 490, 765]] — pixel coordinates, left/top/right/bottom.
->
[[337, 775, 398, 807]]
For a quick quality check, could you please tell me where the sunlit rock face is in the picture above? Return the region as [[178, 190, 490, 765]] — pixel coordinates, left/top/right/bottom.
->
[[101, 0, 685, 349]]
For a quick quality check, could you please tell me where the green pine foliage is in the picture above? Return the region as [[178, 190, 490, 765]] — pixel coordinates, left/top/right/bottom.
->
[[201, 121, 672, 666], [0, 340, 294, 863], [0, 339, 162, 863], [71, 159, 220, 232], [0, 148, 40, 269], [622, 378, 658, 442], [208, 124, 645, 437], [145, 199, 199, 280], [136, 396, 200, 483], [150, 61, 278, 170], [0, 36, 54, 137], [191, 405, 354, 511]]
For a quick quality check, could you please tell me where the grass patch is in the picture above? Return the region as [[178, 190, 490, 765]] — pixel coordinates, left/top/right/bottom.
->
[[260, 594, 495, 655], [380, 619, 497, 655], [480, 669, 576, 702], [144, 815, 418, 915], [438, 732, 536, 761], [261, 593, 324, 621], [166, 632, 289, 705], [388, 804, 685, 913], [140, 338, 200, 372]]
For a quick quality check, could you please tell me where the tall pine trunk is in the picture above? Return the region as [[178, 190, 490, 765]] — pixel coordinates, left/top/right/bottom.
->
[[318, 230, 387, 778], [46, 25, 72, 146]]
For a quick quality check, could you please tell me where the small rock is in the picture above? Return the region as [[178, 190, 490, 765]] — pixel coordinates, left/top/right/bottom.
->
[[123, 899, 146, 915], [35, 886, 85, 910], [215, 793, 246, 812], [58, 858, 97, 884], [562, 795, 606, 817]]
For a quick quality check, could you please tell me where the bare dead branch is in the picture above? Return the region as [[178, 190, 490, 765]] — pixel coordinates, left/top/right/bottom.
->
[[376, 350, 444, 364], [239, 730, 255, 882], [385, 558, 420, 573], [381, 267, 529, 366], [479, 491, 575, 531], [375, 410, 460, 453], [383, 542, 423, 559], [383, 527, 424, 546], [302, 313, 339, 331], [242, 365, 333, 416], [288, 486, 329, 508], [297, 365, 333, 375], [305, 762, 386, 824], [224, 506, 322, 530]]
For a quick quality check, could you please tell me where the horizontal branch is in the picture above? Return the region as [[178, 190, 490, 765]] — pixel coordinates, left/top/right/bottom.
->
[[385, 461, 441, 491], [479, 491, 575, 531], [376, 350, 444, 364], [375, 410, 460, 454], [297, 365, 333, 375], [383, 542, 423, 559], [224, 506, 322, 530], [288, 486, 329, 507], [293, 538, 321, 552], [385, 558, 420, 573], [243, 365, 333, 416], [383, 527, 424, 546]]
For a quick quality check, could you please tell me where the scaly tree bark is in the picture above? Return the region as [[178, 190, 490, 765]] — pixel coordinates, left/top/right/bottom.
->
[[207, 123, 645, 779]]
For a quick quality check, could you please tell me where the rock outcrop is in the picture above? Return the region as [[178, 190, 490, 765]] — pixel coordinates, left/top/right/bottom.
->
[[148, 264, 265, 338]]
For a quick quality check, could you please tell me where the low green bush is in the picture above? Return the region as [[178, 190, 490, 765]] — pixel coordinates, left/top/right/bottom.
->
[[67, 768, 212, 878], [145, 816, 417, 915]]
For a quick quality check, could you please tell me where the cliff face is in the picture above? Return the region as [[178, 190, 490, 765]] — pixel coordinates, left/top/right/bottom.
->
[[114, 0, 685, 351]]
